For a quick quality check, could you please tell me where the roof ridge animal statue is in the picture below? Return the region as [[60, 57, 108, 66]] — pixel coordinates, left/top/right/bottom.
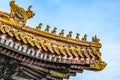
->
[[10, 0, 35, 25]]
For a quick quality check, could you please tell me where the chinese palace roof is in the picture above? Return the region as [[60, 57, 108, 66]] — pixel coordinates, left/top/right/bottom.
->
[[0, 1, 107, 80]]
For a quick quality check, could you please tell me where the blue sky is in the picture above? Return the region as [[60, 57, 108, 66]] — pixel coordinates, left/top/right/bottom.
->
[[0, 0, 120, 80]]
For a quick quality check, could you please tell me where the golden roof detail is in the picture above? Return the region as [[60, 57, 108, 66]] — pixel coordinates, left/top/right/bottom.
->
[[0, 24, 102, 59], [0, 1, 107, 72], [10, 1, 35, 24]]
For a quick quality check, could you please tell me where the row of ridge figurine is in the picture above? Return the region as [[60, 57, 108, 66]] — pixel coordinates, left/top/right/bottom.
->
[[36, 23, 100, 43], [8, 1, 99, 43]]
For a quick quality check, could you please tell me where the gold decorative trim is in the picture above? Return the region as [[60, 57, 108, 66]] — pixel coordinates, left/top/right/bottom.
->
[[0, 1, 107, 78], [49, 70, 69, 78], [0, 14, 101, 49], [90, 61, 107, 71], [0, 23, 103, 61]]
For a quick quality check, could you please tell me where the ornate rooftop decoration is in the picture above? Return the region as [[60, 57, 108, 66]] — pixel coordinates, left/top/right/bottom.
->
[[0, 1, 107, 80], [10, 0, 35, 25]]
